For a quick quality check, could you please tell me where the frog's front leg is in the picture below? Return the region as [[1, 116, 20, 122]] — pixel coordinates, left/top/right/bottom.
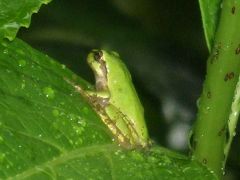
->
[[64, 77, 109, 105], [84, 90, 110, 107]]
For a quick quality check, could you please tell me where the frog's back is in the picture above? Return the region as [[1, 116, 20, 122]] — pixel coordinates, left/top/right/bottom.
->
[[104, 51, 148, 143]]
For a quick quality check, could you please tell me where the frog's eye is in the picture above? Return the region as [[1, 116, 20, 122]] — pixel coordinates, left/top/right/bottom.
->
[[93, 50, 103, 61]]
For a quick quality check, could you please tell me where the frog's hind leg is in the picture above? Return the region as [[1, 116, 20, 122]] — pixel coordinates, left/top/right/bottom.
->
[[105, 104, 141, 147], [97, 110, 134, 149], [63, 77, 136, 148]]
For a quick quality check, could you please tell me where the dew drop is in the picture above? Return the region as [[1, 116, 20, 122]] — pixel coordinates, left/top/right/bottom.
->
[[73, 125, 84, 135], [69, 113, 76, 121], [203, 106, 210, 114], [18, 59, 26, 67], [92, 134, 97, 139], [3, 49, 8, 54], [52, 109, 59, 117], [120, 154, 126, 159], [43, 87, 55, 99]]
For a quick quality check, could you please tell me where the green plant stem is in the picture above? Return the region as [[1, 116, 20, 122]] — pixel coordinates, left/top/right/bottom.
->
[[192, 0, 240, 178]]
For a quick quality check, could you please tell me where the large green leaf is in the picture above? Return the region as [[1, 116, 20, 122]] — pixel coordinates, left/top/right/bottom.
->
[[0, 0, 51, 42], [199, 0, 222, 52], [0, 39, 217, 179]]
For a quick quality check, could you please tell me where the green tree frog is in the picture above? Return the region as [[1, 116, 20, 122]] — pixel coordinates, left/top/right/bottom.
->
[[66, 50, 149, 148]]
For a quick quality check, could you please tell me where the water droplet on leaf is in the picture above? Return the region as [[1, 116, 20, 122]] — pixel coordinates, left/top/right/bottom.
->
[[43, 87, 55, 99], [18, 59, 26, 67], [52, 109, 59, 117], [3, 49, 8, 54]]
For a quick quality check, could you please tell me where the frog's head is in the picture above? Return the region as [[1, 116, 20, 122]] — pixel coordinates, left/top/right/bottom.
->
[[87, 50, 108, 90]]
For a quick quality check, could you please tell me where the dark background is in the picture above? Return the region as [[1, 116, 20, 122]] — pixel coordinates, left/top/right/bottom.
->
[[18, 0, 239, 179]]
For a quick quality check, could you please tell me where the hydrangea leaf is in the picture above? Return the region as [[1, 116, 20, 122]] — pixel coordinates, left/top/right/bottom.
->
[[0, 0, 52, 42]]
